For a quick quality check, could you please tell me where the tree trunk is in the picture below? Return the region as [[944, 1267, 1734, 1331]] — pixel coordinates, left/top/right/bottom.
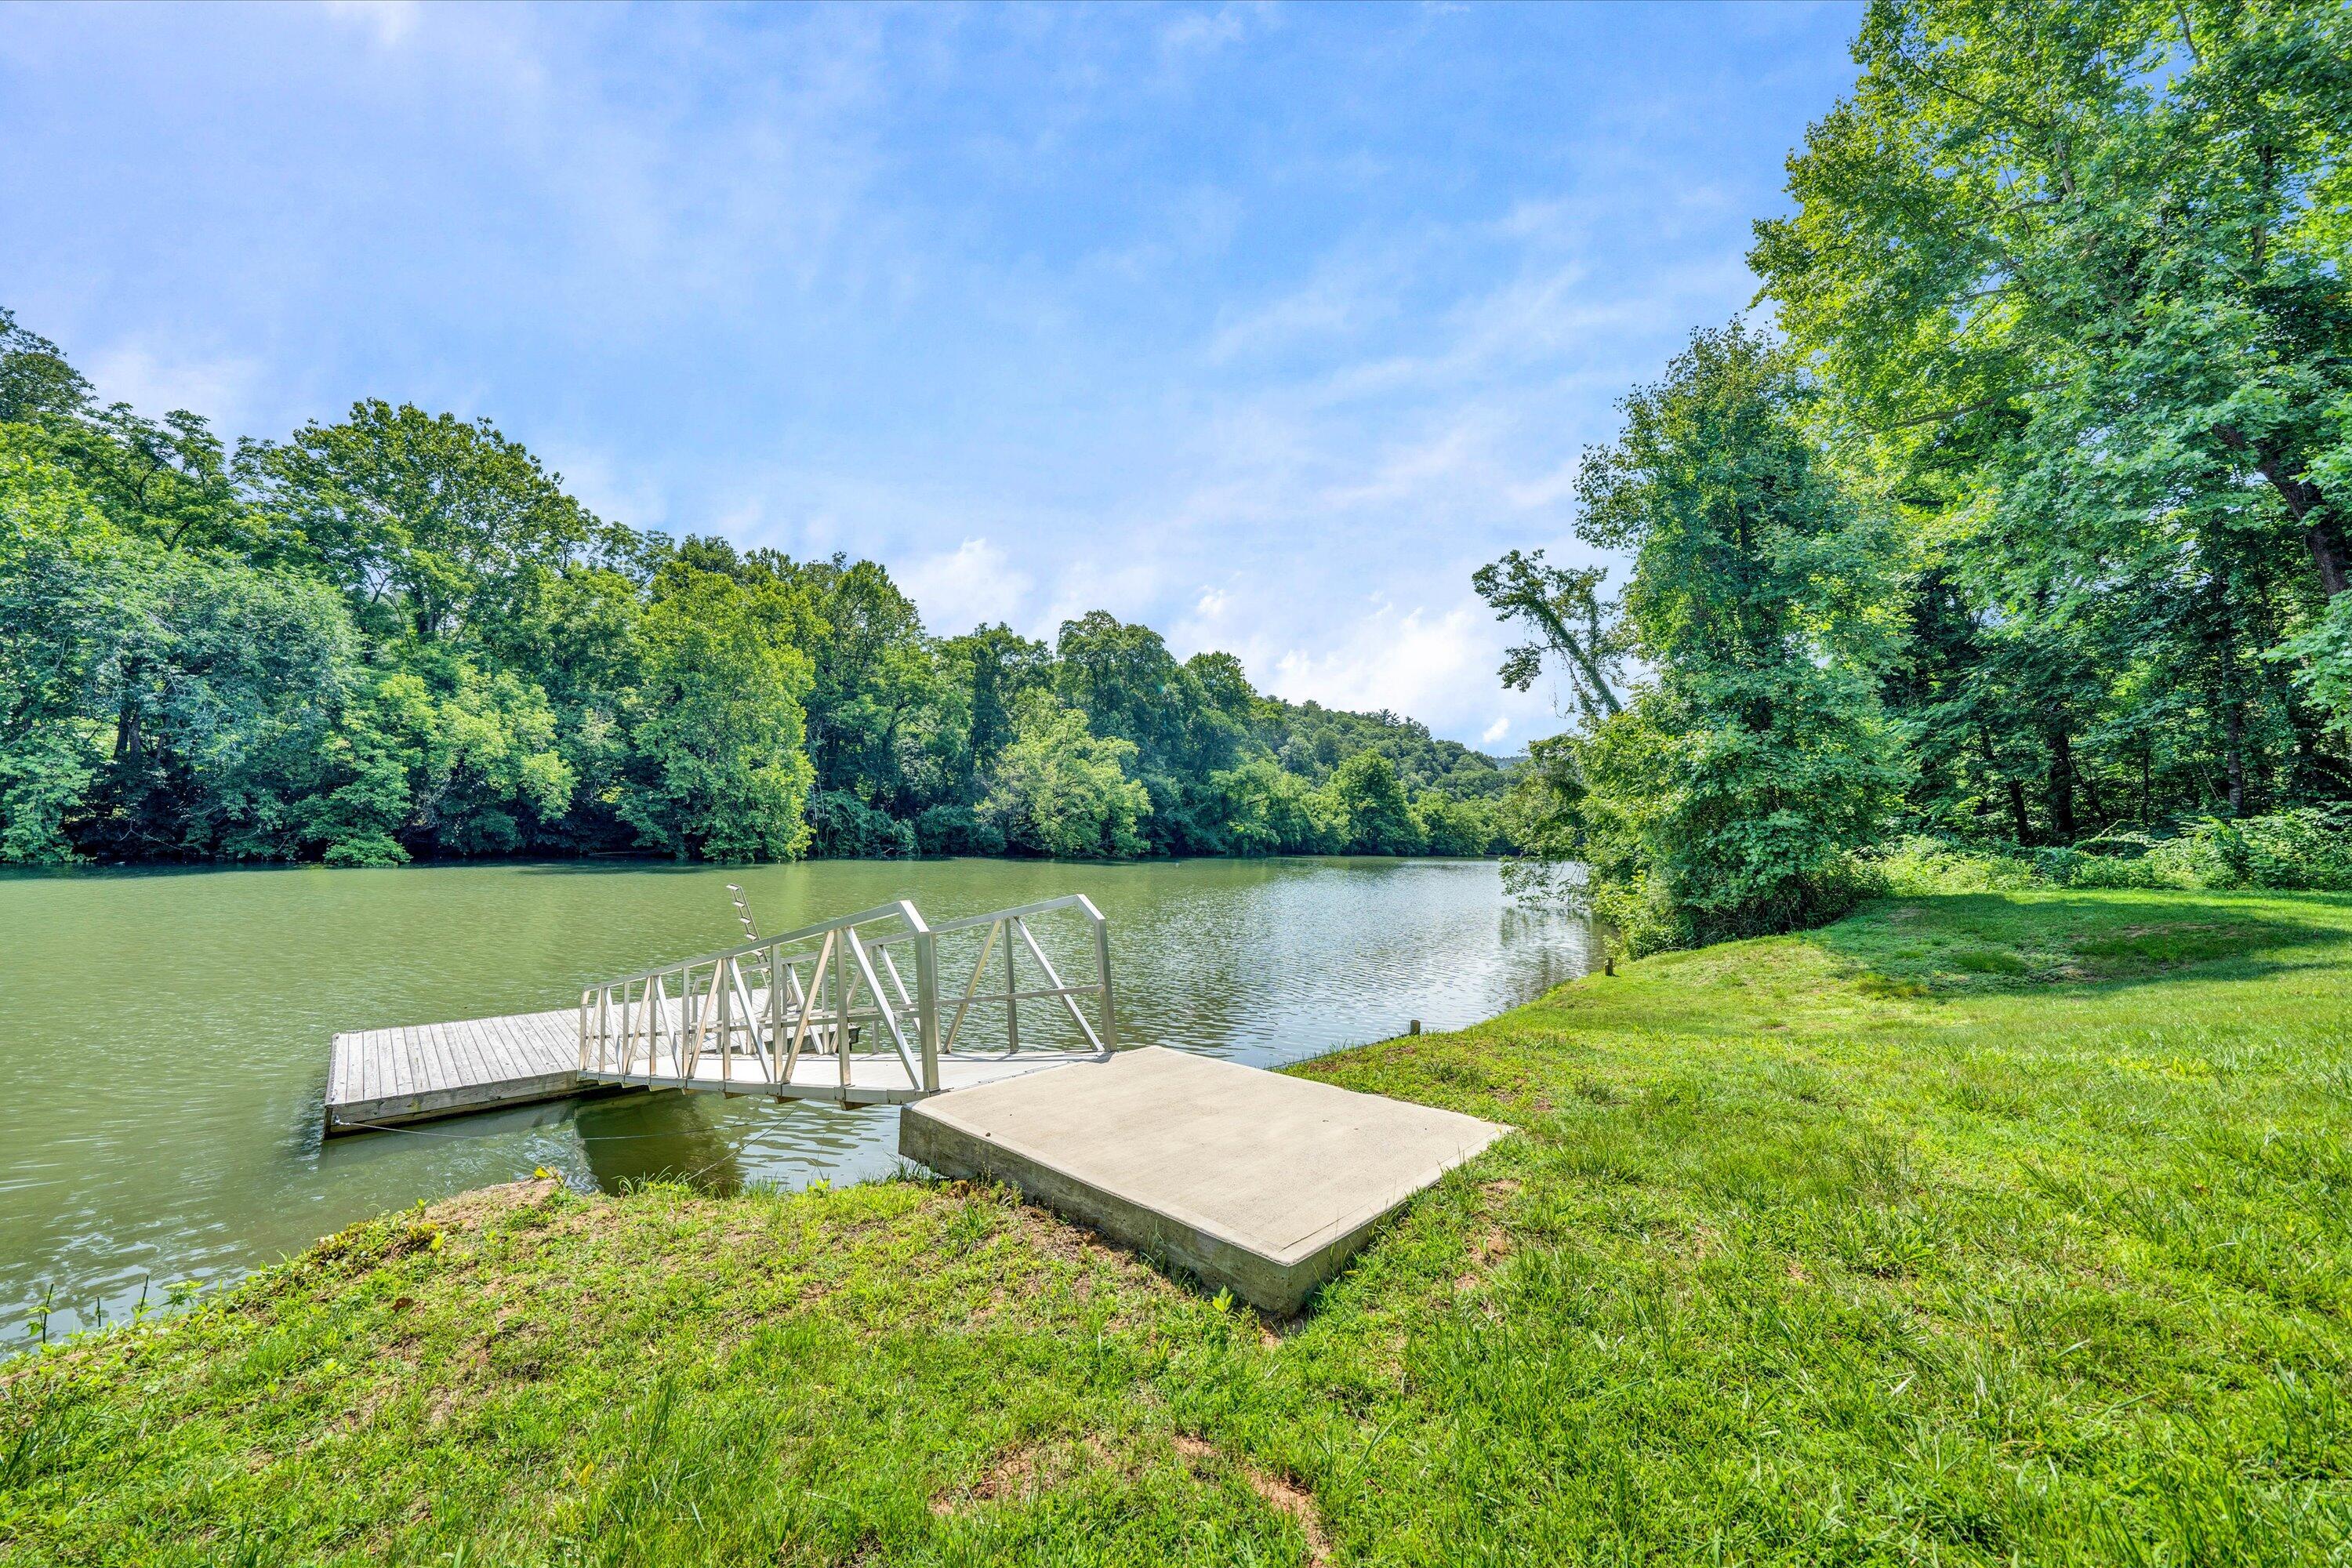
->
[[2223, 701, 2246, 816], [1978, 724, 2032, 843], [2080, 769, 2108, 830], [2044, 723, 2078, 844], [2215, 425, 2347, 596], [2306, 521, 2348, 599]]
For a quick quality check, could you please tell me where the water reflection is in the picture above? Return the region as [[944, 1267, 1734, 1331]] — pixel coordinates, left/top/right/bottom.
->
[[572, 1091, 746, 1196], [0, 857, 1587, 1341]]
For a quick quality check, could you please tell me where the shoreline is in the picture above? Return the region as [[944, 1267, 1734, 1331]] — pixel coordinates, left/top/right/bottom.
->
[[13, 884, 2350, 1561]]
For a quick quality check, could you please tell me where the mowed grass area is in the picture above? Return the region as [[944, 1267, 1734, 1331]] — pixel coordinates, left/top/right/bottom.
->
[[9, 890, 2352, 1566]]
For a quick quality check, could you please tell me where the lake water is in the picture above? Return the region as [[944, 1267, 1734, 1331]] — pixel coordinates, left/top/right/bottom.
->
[[0, 857, 1590, 1343]]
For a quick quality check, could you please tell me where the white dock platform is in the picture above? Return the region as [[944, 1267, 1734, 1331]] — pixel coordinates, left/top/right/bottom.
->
[[900, 1047, 1508, 1314]]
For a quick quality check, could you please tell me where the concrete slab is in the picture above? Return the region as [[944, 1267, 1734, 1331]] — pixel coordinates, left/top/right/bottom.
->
[[898, 1046, 1508, 1314]]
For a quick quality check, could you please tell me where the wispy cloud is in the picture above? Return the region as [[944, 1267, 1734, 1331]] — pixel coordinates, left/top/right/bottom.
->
[[0, 2, 1860, 745]]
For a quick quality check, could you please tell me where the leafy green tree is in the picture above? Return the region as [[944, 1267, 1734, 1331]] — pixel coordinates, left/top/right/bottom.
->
[[1315, 750, 1423, 855], [106, 553, 354, 859], [0, 433, 130, 861], [2282, 593, 2352, 739], [1209, 757, 1338, 855], [1755, 0, 2352, 597], [981, 690, 1151, 858], [619, 567, 816, 862], [302, 662, 573, 865], [1412, 791, 1500, 857], [777, 553, 959, 816], [1472, 549, 1624, 724], [805, 790, 918, 858], [1, 429, 355, 862], [1515, 325, 1907, 951], [241, 401, 621, 643], [2, 305, 1525, 869], [0, 309, 91, 426], [1752, 0, 2352, 833], [940, 622, 1051, 797]]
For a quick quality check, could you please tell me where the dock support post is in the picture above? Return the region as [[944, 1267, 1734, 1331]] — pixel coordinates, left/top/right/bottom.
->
[[1092, 907, 1118, 1051], [1004, 921, 1020, 1053], [916, 931, 941, 1094], [835, 920, 853, 1095]]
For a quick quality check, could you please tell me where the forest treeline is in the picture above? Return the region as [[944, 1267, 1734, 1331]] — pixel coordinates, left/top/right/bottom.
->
[[0, 324, 1511, 867], [1480, 0, 2352, 953]]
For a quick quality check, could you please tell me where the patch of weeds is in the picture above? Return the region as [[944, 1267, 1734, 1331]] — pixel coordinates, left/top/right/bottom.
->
[[1856, 971, 1929, 999]]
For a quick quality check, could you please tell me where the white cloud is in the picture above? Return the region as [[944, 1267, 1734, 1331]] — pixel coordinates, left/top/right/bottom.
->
[[83, 340, 263, 430], [898, 537, 1033, 637], [321, 0, 420, 49], [1481, 716, 1510, 745]]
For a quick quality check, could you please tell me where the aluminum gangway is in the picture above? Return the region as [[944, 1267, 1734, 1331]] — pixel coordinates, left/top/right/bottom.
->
[[324, 894, 1117, 1132], [573, 894, 1118, 1105]]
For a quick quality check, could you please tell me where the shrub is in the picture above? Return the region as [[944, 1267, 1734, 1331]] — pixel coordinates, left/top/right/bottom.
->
[[2163, 807, 2352, 891], [1875, 811, 2352, 896], [804, 791, 916, 858], [912, 803, 1004, 858]]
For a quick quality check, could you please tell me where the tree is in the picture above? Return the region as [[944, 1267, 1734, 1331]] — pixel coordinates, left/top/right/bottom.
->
[[1316, 750, 1422, 855], [240, 401, 619, 643], [0, 429, 355, 862], [0, 308, 91, 426], [618, 566, 816, 862], [981, 690, 1150, 858], [1755, 0, 2352, 597], [1752, 0, 2352, 830], [1472, 549, 1624, 724], [1520, 325, 1907, 951], [943, 622, 1051, 786], [1210, 757, 1339, 855], [0, 303, 1526, 869], [1412, 790, 1500, 857], [0, 432, 131, 861]]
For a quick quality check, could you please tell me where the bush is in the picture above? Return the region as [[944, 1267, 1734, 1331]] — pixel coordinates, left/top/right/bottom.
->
[[913, 803, 1004, 858], [804, 791, 916, 858], [2165, 807, 2352, 891], [1875, 810, 2352, 896]]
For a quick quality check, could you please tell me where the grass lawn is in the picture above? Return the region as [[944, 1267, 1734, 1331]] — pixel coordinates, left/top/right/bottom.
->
[[8, 887, 2352, 1566]]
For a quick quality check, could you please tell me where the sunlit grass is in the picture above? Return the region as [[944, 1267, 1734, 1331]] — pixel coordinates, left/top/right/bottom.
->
[[8, 887, 2352, 1564]]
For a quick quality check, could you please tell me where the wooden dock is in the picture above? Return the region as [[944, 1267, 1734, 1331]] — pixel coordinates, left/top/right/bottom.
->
[[327, 1008, 586, 1134]]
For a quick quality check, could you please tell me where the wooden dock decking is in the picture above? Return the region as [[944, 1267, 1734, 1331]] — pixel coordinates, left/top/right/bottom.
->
[[327, 1009, 586, 1134]]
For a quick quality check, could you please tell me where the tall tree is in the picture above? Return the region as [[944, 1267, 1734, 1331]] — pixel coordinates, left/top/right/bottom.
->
[[1517, 325, 1907, 952], [241, 401, 619, 644]]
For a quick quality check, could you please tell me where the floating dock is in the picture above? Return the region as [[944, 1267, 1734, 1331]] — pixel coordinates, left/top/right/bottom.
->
[[902, 1047, 1507, 1314], [327, 1007, 585, 1133], [324, 1007, 1079, 1133]]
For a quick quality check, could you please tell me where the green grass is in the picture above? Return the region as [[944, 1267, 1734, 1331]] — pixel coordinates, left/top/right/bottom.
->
[[9, 887, 2352, 1565]]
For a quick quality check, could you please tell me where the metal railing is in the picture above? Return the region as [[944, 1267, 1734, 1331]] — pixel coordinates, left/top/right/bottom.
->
[[575, 894, 1116, 1098]]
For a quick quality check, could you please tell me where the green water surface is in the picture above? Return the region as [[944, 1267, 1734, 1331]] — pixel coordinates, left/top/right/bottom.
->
[[0, 857, 1588, 1342]]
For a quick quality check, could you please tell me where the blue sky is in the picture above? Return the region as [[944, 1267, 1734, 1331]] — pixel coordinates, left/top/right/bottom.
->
[[1, 2, 1861, 750]]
